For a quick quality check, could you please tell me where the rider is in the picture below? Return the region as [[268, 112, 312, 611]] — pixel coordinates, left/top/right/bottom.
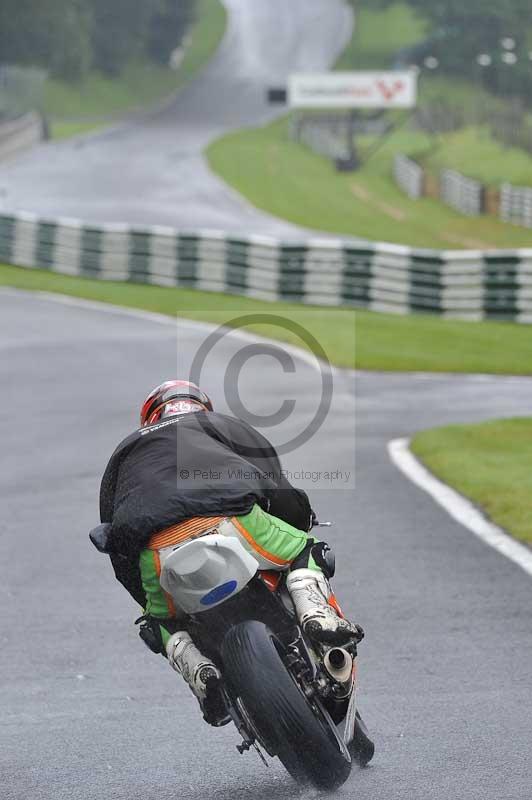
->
[[99, 380, 362, 726]]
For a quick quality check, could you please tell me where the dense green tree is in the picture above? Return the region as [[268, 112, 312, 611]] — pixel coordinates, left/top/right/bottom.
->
[[370, 0, 529, 58], [366, 0, 531, 97], [55, 1, 92, 81], [88, 0, 197, 77], [0, 0, 92, 81], [411, 0, 527, 61], [147, 0, 196, 66], [0, 0, 197, 82], [88, 0, 155, 77]]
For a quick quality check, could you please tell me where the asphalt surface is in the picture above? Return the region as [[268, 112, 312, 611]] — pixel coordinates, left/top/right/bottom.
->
[[1, 289, 532, 800], [2, 2, 532, 797], [0, 0, 352, 235]]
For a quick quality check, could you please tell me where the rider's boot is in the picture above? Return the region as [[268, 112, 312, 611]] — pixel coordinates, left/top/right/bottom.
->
[[166, 631, 230, 727], [286, 568, 363, 646]]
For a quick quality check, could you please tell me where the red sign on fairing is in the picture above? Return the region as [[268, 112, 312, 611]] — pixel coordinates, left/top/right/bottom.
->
[[288, 71, 418, 109]]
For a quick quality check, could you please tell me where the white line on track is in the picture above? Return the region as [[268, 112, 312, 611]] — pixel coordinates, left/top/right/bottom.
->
[[388, 437, 532, 578]]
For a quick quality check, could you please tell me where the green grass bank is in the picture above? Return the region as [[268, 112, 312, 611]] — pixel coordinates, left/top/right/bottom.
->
[[414, 127, 532, 189], [412, 419, 532, 545], [2, 263, 532, 375], [206, 118, 532, 249]]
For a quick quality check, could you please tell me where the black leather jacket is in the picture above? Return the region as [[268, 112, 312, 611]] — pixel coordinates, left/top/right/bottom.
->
[[100, 411, 312, 605]]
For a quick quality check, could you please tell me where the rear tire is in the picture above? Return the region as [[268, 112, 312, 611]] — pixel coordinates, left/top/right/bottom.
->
[[222, 620, 352, 790]]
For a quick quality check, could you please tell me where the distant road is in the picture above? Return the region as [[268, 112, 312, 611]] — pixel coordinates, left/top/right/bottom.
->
[[0, 0, 353, 236]]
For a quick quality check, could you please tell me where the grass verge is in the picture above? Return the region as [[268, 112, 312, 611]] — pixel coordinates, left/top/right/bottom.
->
[[45, 0, 226, 130], [336, 2, 426, 70], [50, 121, 103, 140], [206, 118, 532, 249], [2, 262, 532, 375], [417, 127, 532, 188], [411, 419, 532, 545]]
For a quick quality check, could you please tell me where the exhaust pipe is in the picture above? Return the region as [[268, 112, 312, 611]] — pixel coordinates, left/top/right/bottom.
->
[[323, 647, 353, 686]]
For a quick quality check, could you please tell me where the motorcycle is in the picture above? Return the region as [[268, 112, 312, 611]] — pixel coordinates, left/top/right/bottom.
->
[[90, 519, 374, 791]]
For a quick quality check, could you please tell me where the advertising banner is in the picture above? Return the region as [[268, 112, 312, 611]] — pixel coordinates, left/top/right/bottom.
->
[[288, 71, 418, 109]]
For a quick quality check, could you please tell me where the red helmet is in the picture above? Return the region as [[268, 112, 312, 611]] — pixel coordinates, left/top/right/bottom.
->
[[140, 380, 213, 427]]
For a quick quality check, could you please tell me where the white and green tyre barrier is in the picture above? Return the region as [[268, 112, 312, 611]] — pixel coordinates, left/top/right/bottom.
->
[[1, 211, 532, 322]]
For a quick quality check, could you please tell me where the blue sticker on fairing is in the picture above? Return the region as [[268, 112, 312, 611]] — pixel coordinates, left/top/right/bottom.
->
[[200, 580, 238, 606]]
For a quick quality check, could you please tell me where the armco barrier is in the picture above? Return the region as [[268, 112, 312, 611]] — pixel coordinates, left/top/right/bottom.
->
[[290, 115, 350, 161], [2, 211, 532, 322], [440, 169, 485, 216], [0, 112, 43, 162], [500, 183, 532, 229], [393, 154, 424, 199], [291, 114, 388, 163]]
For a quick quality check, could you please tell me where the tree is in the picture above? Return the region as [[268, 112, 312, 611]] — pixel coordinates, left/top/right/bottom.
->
[[0, 0, 199, 83], [370, 0, 531, 97], [88, 0, 156, 77], [52, 1, 92, 81], [147, 0, 196, 66], [0, 0, 92, 82], [366, 0, 529, 59]]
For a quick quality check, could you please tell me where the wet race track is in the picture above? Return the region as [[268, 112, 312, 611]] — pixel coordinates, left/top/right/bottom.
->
[[1, 291, 532, 800], [1, 1, 532, 798]]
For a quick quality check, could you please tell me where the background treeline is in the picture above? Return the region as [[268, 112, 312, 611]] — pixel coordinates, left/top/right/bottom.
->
[[0, 0, 196, 81], [366, 0, 532, 99]]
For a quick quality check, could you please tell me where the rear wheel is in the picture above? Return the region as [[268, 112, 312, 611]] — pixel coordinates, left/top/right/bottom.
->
[[221, 620, 352, 790]]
